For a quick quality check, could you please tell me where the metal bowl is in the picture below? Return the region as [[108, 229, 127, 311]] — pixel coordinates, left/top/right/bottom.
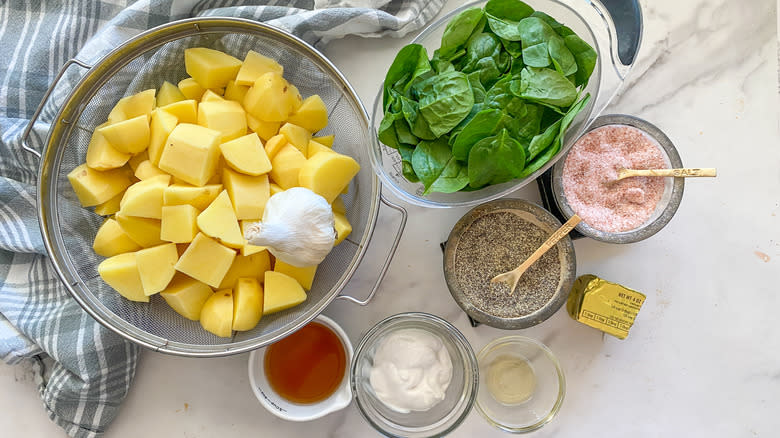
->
[[26, 18, 404, 357], [551, 114, 684, 244], [443, 199, 576, 329]]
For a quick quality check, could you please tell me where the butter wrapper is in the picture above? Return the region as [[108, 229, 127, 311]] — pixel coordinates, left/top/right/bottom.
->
[[566, 275, 646, 340]]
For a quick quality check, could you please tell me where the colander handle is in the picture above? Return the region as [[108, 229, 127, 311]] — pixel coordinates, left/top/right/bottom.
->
[[21, 58, 92, 158], [336, 194, 407, 306]]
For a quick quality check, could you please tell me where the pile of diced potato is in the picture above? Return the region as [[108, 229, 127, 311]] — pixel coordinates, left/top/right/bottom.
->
[[67, 48, 359, 338]]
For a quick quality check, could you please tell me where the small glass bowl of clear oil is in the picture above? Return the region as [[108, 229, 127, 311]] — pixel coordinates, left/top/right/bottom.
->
[[476, 336, 565, 433]]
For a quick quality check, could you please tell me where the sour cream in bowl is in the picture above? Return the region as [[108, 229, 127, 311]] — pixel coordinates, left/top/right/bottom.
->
[[351, 313, 478, 438]]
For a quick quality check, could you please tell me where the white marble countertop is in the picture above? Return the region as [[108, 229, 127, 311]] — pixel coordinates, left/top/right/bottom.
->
[[2, 0, 779, 436]]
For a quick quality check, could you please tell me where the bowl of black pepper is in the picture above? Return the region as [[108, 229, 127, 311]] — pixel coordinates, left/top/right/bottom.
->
[[443, 199, 576, 329]]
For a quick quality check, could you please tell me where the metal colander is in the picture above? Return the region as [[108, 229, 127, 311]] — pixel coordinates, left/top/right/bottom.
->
[[24, 18, 405, 357]]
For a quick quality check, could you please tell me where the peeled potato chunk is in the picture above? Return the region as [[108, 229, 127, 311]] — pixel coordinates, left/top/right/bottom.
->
[[263, 271, 307, 315], [98, 252, 148, 303], [97, 115, 151, 155], [197, 190, 244, 249], [163, 183, 222, 210], [274, 260, 317, 291], [157, 81, 186, 107], [184, 47, 242, 89], [94, 191, 124, 216], [222, 168, 270, 220], [298, 152, 360, 203], [136, 243, 178, 296], [269, 143, 306, 190], [312, 134, 334, 147], [200, 289, 234, 337], [287, 95, 328, 133], [159, 99, 198, 124], [86, 127, 130, 171], [161, 204, 199, 244], [235, 50, 284, 87], [178, 77, 205, 101], [218, 251, 271, 289], [119, 174, 170, 219], [158, 123, 222, 187], [334, 211, 352, 246], [243, 72, 294, 122], [306, 140, 335, 159], [115, 213, 165, 248], [278, 122, 311, 156], [160, 273, 213, 321], [148, 108, 178, 166], [134, 160, 168, 180], [219, 133, 271, 176], [263, 134, 288, 161], [224, 80, 249, 103], [107, 89, 156, 124], [175, 233, 236, 288], [246, 115, 280, 142], [93, 218, 141, 257], [232, 277, 264, 331], [68, 164, 132, 207]]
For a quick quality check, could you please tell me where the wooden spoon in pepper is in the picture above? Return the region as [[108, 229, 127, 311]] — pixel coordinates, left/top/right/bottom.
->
[[491, 214, 582, 294]]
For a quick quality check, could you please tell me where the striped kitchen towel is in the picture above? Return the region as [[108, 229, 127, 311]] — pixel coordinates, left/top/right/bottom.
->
[[0, 1, 444, 436]]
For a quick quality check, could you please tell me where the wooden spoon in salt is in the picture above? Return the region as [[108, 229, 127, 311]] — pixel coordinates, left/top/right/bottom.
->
[[491, 214, 582, 294], [616, 167, 717, 181]]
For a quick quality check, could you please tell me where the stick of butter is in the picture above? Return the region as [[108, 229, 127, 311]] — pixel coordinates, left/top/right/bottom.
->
[[566, 275, 646, 340]]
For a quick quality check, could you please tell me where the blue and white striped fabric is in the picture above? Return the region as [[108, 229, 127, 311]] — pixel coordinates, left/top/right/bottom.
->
[[0, 1, 444, 436]]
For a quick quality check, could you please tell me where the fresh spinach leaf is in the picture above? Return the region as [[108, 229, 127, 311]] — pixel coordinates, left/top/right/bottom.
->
[[484, 0, 534, 41], [398, 145, 419, 183], [416, 71, 475, 138], [440, 8, 486, 59], [467, 71, 487, 103], [451, 109, 505, 161], [501, 39, 523, 58], [564, 34, 597, 87], [527, 119, 561, 161], [459, 32, 510, 88], [378, 109, 401, 150], [398, 95, 437, 140], [412, 138, 469, 194], [553, 93, 591, 145], [517, 138, 559, 178], [522, 42, 551, 67], [548, 36, 578, 76], [509, 56, 525, 74], [530, 11, 575, 37], [519, 93, 590, 177], [467, 129, 527, 188], [394, 116, 418, 146], [383, 44, 432, 110], [485, 0, 534, 21], [513, 67, 577, 107], [517, 16, 558, 48]]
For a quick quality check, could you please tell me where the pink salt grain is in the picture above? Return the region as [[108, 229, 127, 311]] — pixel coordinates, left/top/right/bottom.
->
[[561, 125, 667, 233]]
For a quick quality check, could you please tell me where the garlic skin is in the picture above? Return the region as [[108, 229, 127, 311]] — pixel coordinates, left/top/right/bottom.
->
[[244, 187, 336, 267]]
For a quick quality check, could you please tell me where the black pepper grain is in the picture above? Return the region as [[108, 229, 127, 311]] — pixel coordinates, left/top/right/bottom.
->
[[454, 211, 562, 318]]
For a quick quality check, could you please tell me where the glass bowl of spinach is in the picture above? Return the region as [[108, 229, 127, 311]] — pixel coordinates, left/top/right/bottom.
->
[[370, 0, 642, 208]]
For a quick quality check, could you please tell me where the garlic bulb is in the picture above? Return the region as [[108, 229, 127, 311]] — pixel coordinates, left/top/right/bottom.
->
[[244, 187, 336, 267]]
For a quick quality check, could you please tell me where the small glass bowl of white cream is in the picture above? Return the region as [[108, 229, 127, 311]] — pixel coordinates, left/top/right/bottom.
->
[[351, 312, 478, 438], [475, 336, 565, 433]]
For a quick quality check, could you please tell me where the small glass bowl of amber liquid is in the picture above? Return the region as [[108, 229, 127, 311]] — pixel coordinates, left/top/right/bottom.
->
[[247, 314, 353, 421]]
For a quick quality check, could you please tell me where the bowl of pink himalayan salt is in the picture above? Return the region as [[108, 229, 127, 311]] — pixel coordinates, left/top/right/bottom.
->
[[551, 115, 684, 244]]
